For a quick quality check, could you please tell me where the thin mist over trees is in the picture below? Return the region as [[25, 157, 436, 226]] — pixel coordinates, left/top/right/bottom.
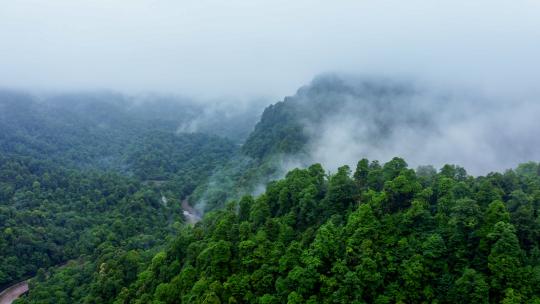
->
[[245, 75, 540, 176]]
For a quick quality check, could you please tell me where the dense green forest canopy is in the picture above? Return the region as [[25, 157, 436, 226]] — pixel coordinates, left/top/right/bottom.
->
[[0, 154, 180, 289], [0, 91, 244, 294], [17, 158, 540, 303], [2, 78, 540, 304]]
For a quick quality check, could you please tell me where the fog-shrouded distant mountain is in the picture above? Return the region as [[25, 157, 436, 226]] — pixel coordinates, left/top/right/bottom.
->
[[193, 74, 540, 211], [3, 74, 540, 304], [243, 74, 540, 175], [0, 90, 265, 168]]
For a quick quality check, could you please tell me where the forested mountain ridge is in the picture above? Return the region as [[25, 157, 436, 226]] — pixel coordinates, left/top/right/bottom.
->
[[2, 0, 539, 301], [241, 75, 426, 161], [3, 77, 540, 304], [76, 158, 540, 303], [193, 75, 433, 211]]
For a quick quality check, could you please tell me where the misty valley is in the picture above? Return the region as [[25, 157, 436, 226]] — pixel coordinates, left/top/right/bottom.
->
[[0, 75, 539, 304]]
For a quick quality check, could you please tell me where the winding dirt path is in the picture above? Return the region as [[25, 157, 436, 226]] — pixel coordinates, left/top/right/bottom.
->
[[0, 281, 28, 304]]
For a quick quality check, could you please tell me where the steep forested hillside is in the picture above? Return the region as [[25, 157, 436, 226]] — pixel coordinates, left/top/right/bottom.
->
[[241, 75, 426, 161], [79, 159, 539, 303], [242, 100, 306, 160], [192, 75, 430, 211], [0, 91, 242, 297]]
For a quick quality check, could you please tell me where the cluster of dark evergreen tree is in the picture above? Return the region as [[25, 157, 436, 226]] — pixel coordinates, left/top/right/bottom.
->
[[22, 158, 539, 303]]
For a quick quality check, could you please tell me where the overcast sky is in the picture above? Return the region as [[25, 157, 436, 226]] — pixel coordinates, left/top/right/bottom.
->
[[1, 0, 540, 99]]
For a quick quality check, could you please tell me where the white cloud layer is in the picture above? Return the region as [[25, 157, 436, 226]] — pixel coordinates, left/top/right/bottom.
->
[[294, 77, 540, 175], [1, 0, 540, 99]]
